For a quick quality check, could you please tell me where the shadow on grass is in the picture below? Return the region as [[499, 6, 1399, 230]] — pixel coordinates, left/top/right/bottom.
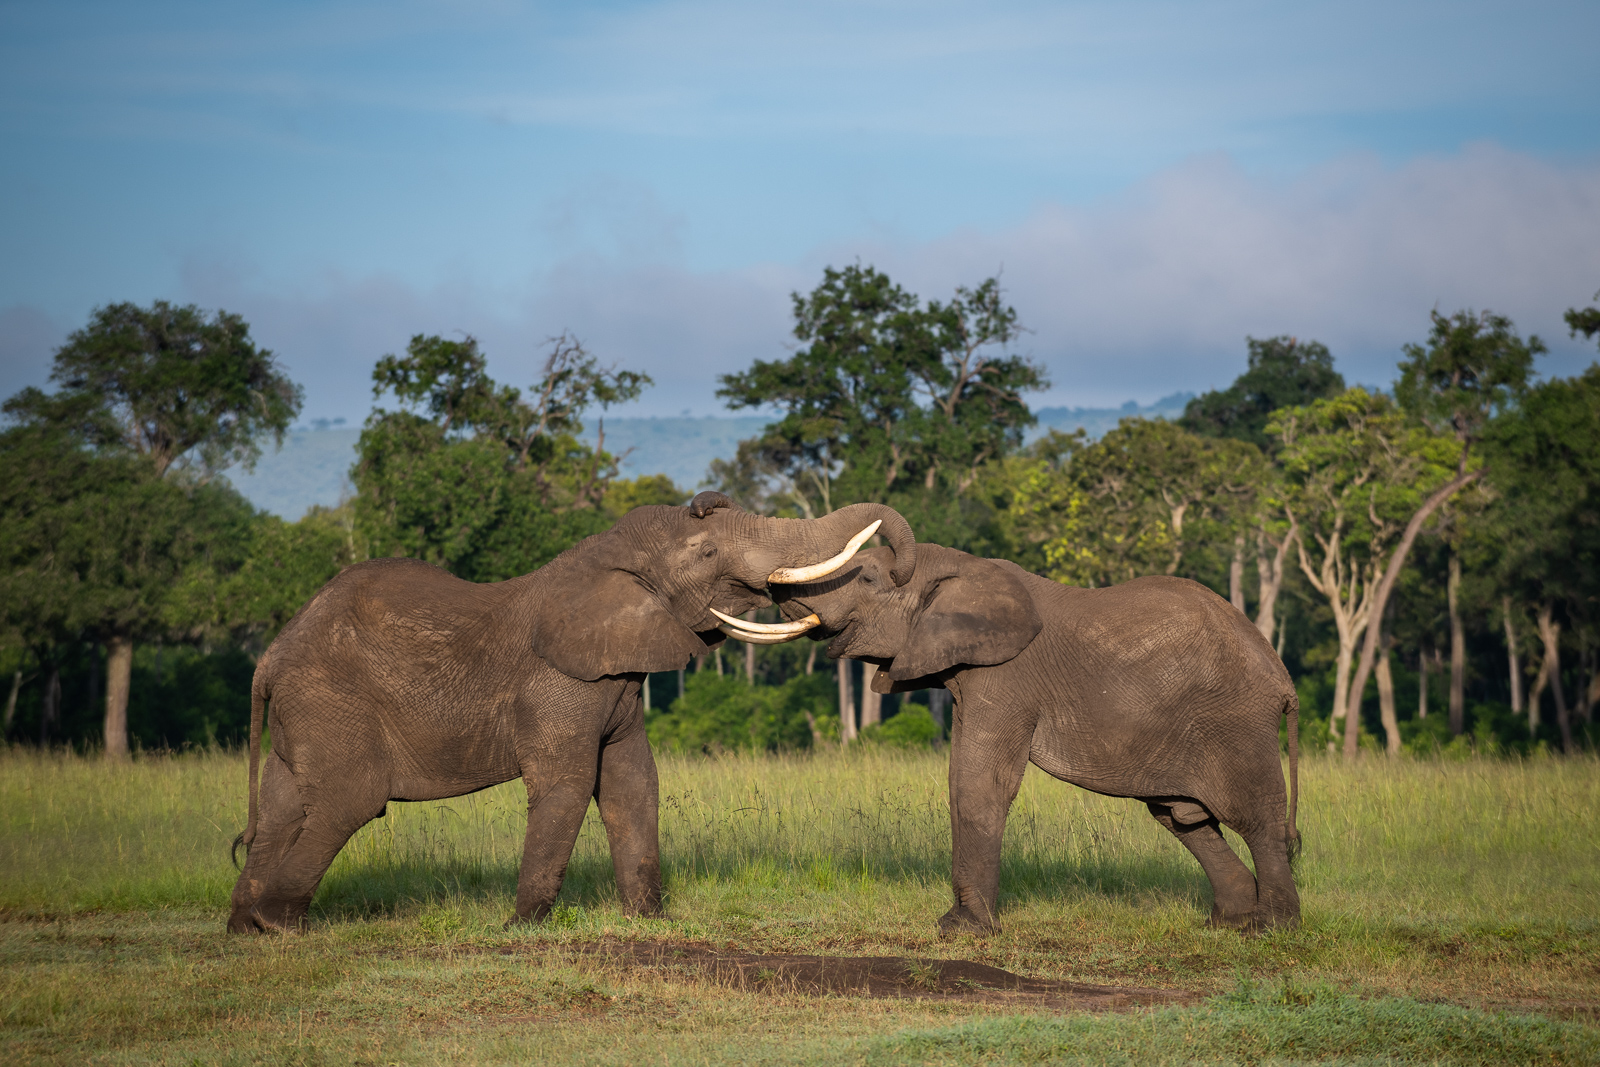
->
[[308, 844, 1213, 923]]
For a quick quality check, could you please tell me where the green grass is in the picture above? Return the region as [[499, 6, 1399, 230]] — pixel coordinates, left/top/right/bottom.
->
[[2, 746, 1597, 1064]]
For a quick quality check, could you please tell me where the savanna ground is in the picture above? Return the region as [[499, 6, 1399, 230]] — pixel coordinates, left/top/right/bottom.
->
[[2, 746, 1598, 1065]]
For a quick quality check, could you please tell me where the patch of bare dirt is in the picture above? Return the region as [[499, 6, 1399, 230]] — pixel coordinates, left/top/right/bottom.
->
[[496, 939, 1202, 1011]]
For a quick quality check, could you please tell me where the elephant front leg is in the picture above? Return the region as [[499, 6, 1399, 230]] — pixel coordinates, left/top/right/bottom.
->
[[512, 763, 601, 923], [593, 709, 663, 917], [942, 703, 1032, 935]]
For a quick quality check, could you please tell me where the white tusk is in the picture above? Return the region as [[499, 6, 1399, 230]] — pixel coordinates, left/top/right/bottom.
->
[[709, 608, 820, 635], [768, 520, 882, 584], [717, 623, 808, 645]]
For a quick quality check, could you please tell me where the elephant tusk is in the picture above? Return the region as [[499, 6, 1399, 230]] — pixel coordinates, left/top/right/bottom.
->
[[716, 623, 808, 645], [768, 520, 881, 584], [709, 608, 820, 635]]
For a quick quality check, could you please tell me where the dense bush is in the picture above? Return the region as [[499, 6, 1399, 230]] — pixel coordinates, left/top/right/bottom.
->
[[647, 671, 835, 754]]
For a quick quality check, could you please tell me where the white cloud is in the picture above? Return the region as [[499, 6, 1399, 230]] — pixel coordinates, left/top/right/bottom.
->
[[6, 145, 1596, 422]]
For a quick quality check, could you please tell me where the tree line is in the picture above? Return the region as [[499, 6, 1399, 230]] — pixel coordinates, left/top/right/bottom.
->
[[4, 276, 1598, 758]]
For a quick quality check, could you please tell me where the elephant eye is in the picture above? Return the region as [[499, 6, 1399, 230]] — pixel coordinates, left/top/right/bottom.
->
[[702, 545, 717, 558]]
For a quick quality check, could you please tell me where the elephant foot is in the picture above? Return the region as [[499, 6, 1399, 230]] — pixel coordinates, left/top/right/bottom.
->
[[234, 902, 305, 935], [937, 905, 999, 937], [1208, 905, 1260, 933]]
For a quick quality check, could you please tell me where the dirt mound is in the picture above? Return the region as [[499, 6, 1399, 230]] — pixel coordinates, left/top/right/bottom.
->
[[501, 940, 1200, 1011]]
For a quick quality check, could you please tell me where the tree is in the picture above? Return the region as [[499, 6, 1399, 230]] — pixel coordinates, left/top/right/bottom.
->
[[16, 301, 302, 479], [1270, 389, 1461, 752], [1181, 336, 1345, 452], [1333, 310, 1541, 755], [1565, 293, 1600, 349], [1479, 365, 1600, 751], [354, 332, 660, 581], [2, 301, 297, 755], [715, 266, 1046, 546], [1180, 335, 1344, 639], [1007, 419, 1262, 589]]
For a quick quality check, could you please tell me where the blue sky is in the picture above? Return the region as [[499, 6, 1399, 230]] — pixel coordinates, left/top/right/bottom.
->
[[3, 0, 1598, 423]]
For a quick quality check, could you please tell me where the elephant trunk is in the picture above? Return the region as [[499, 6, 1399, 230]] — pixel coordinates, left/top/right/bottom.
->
[[759, 503, 918, 587]]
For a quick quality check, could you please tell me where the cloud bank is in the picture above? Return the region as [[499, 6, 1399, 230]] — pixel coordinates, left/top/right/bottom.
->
[[4, 145, 1597, 420]]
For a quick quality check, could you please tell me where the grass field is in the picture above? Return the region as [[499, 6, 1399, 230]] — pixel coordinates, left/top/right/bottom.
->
[[2, 746, 1598, 1065]]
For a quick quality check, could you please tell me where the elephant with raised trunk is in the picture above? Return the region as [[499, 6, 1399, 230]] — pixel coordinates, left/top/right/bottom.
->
[[229, 492, 916, 933], [740, 543, 1300, 935]]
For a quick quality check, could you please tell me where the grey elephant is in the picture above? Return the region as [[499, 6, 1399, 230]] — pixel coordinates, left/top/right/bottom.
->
[[750, 543, 1300, 935], [229, 492, 916, 933]]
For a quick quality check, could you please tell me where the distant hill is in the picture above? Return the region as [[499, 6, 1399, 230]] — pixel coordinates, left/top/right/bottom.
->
[[224, 397, 1194, 520], [1027, 390, 1194, 443]]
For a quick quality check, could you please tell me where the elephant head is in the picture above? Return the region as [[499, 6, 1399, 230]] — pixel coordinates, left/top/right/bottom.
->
[[528, 492, 917, 681], [758, 543, 1042, 688]]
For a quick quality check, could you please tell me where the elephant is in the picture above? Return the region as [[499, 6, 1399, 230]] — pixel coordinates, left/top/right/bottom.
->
[[228, 492, 916, 933], [753, 543, 1300, 935]]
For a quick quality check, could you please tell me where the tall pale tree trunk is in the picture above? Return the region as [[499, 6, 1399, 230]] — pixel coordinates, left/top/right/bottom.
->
[[1447, 554, 1466, 738], [1417, 647, 1428, 719], [837, 658, 856, 743], [1536, 602, 1572, 752], [676, 668, 684, 701], [860, 663, 882, 727], [1576, 636, 1593, 724], [1344, 471, 1481, 758], [1229, 534, 1247, 613], [3, 670, 22, 734], [742, 612, 757, 682], [39, 665, 60, 745], [104, 634, 133, 759], [1254, 519, 1296, 644], [927, 688, 950, 733], [1295, 525, 1375, 753], [1528, 649, 1547, 734], [805, 645, 817, 675], [1502, 597, 1523, 715], [1375, 642, 1401, 755]]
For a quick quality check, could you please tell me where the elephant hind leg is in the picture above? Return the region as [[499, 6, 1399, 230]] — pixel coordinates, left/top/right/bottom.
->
[[229, 752, 304, 933], [1240, 824, 1300, 930], [1147, 803, 1258, 930], [238, 778, 385, 933]]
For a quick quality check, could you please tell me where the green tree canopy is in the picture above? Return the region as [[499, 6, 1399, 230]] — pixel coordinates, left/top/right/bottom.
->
[[1180, 336, 1345, 451], [354, 332, 664, 581], [714, 265, 1046, 547], [6, 301, 302, 479]]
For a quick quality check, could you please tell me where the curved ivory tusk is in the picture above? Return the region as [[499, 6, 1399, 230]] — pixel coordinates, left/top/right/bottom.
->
[[709, 607, 820, 635], [716, 623, 808, 645], [768, 520, 882, 584]]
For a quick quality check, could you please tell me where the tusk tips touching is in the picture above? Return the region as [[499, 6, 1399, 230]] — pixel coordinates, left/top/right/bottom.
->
[[767, 519, 882, 584], [716, 622, 810, 645], [709, 608, 820, 635]]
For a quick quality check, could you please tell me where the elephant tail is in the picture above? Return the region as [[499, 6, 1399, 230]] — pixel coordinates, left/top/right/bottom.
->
[[233, 658, 270, 870], [1284, 688, 1301, 862]]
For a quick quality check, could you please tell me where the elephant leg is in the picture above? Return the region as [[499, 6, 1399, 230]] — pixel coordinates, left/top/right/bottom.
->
[[941, 696, 1033, 935], [228, 752, 303, 933], [512, 753, 602, 923], [1240, 823, 1300, 930], [593, 699, 663, 917], [247, 785, 385, 933], [1147, 804, 1258, 929]]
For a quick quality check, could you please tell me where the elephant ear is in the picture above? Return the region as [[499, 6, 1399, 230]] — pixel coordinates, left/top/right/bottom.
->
[[530, 566, 710, 681], [886, 555, 1042, 681]]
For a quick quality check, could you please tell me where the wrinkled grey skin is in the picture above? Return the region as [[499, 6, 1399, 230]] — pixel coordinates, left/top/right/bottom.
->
[[774, 544, 1300, 935], [228, 493, 915, 933]]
